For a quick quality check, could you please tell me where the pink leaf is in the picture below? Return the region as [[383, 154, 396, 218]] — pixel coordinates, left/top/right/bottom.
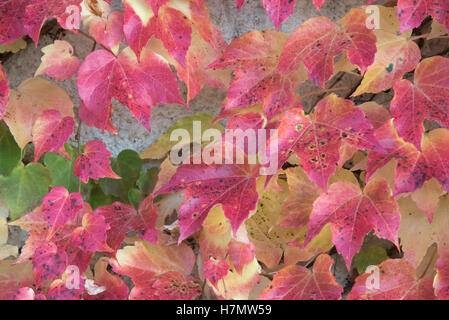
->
[[31, 109, 75, 162], [74, 140, 119, 183]]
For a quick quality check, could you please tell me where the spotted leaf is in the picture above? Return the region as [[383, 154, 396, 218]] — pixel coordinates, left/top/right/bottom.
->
[[305, 178, 400, 269], [260, 254, 342, 300]]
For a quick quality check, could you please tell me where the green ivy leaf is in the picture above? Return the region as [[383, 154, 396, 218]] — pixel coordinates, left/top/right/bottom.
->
[[44, 145, 79, 193], [137, 167, 159, 196], [100, 150, 142, 200], [0, 122, 21, 176], [0, 163, 51, 219], [128, 188, 142, 209], [353, 245, 389, 274]]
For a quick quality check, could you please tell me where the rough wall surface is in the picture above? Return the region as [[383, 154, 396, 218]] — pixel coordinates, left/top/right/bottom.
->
[[4, 0, 368, 156]]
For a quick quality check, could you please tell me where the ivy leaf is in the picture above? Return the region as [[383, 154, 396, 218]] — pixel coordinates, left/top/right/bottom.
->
[[0, 260, 34, 300], [94, 195, 159, 252], [4, 77, 74, 149], [84, 257, 129, 300], [112, 237, 196, 299], [347, 258, 436, 300], [398, 196, 449, 269], [134, 271, 202, 300], [260, 254, 342, 300], [77, 47, 184, 132], [72, 210, 112, 252], [391, 56, 449, 150], [42, 187, 84, 239], [234, 0, 245, 11], [353, 30, 421, 96], [0, 62, 9, 119], [32, 241, 68, 285], [24, 0, 82, 44], [155, 161, 259, 242], [0, 163, 51, 219], [312, 0, 325, 10], [272, 94, 382, 189], [44, 146, 79, 193], [87, 11, 124, 54], [0, 122, 21, 176], [279, 8, 377, 87], [35, 40, 80, 81], [397, 0, 449, 33], [353, 245, 389, 274], [74, 140, 119, 184], [48, 269, 85, 300], [31, 110, 75, 163], [305, 178, 400, 269], [368, 122, 449, 219], [100, 149, 142, 199], [203, 258, 229, 287], [262, 0, 296, 31], [0, 0, 28, 45], [208, 30, 308, 120]]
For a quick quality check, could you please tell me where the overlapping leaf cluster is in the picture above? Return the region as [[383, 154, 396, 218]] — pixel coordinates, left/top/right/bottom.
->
[[0, 0, 448, 300]]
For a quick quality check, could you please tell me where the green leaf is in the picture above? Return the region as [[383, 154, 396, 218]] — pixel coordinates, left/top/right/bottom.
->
[[100, 150, 142, 200], [128, 188, 142, 209], [89, 184, 118, 209], [137, 167, 159, 196], [353, 245, 389, 273], [0, 122, 21, 176], [44, 145, 79, 193], [140, 113, 223, 159], [0, 163, 51, 219]]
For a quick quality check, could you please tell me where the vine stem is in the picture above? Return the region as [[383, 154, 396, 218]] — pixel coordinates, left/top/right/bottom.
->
[[71, 29, 115, 55]]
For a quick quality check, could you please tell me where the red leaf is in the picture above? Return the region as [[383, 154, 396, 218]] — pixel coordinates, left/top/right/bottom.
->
[[42, 187, 84, 239], [155, 162, 259, 242], [391, 56, 449, 150], [0, 62, 9, 120], [78, 102, 117, 135], [262, 0, 296, 31], [305, 178, 400, 269], [146, 0, 170, 16], [48, 269, 85, 300], [260, 254, 342, 300], [347, 259, 436, 300], [123, 0, 192, 66], [24, 0, 82, 44], [0, 0, 27, 45], [130, 271, 201, 300], [208, 30, 307, 120], [94, 195, 159, 252], [271, 94, 382, 189], [368, 122, 449, 219], [31, 109, 75, 162], [234, 0, 245, 11], [203, 258, 229, 287], [77, 48, 184, 132], [35, 40, 80, 81], [279, 8, 377, 86], [71, 211, 112, 252], [88, 11, 124, 53], [32, 242, 68, 284], [312, 0, 325, 10], [227, 239, 256, 274], [397, 0, 449, 33], [74, 140, 119, 183]]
